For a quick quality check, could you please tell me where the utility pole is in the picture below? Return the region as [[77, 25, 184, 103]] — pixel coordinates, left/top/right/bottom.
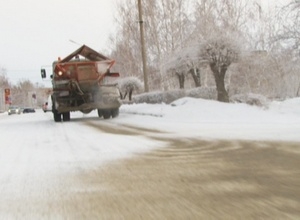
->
[[137, 0, 149, 92], [255, 1, 264, 50]]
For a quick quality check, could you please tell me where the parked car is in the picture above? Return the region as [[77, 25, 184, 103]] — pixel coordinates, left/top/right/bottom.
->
[[8, 106, 21, 115], [22, 107, 36, 113]]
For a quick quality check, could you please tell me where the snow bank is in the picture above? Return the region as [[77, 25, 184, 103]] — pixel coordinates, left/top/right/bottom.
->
[[119, 97, 300, 142]]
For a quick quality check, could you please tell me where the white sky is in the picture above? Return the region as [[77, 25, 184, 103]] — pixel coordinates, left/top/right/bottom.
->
[[0, 0, 118, 86], [0, 0, 291, 87]]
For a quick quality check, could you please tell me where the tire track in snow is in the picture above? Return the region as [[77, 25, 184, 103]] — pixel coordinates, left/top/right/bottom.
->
[[67, 139, 300, 219], [83, 120, 167, 137]]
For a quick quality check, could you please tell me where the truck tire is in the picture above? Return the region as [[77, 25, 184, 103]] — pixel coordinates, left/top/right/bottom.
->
[[97, 109, 103, 118], [111, 108, 119, 118], [53, 111, 61, 122], [63, 112, 70, 121], [102, 110, 111, 119], [51, 95, 61, 122]]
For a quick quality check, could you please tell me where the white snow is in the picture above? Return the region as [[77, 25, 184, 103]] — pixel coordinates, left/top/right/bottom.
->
[[0, 97, 299, 168], [0, 97, 299, 219], [117, 97, 300, 142], [1, 97, 300, 150]]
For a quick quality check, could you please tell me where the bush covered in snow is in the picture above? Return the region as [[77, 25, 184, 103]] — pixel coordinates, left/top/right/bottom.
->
[[130, 88, 269, 109], [185, 87, 217, 100], [118, 77, 143, 101], [132, 91, 165, 104], [230, 93, 270, 108], [132, 87, 217, 104]]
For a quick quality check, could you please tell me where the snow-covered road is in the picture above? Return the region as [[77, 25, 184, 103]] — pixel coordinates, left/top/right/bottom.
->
[[0, 98, 299, 219], [0, 110, 166, 219]]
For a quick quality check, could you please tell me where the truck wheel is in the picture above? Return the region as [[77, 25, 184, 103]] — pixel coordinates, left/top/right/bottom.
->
[[97, 109, 103, 118], [53, 111, 61, 122], [52, 96, 61, 122], [111, 108, 119, 118], [102, 110, 111, 119], [63, 112, 70, 121]]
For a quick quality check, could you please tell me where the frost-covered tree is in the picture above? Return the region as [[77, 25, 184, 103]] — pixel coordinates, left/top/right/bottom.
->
[[110, 0, 193, 91], [109, 0, 298, 99], [118, 77, 143, 101], [0, 68, 10, 89], [276, 1, 300, 51], [0, 69, 11, 111], [162, 45, 203, 89], [199, 35, 240, 102], [12, 80, 35, 106], [270, 1, 300, 98]]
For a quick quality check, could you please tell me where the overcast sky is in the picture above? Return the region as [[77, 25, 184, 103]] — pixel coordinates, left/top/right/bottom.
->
[[0, 0, 118, 86], [0, 0, 289, 87]]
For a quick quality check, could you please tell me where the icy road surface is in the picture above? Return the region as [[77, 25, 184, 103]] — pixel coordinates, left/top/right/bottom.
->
[[0, 110, 166, 219], [0, 98, 300, 219]]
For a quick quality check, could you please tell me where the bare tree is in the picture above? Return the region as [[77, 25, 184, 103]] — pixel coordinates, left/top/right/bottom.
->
[[109, 0, 298, 100], [276, 1, 300, 50], [110, 0, 193, 91], [189, 67, 201, 87], [0, 68, 10, 89], [199, 36, 240, 102], [159, 0, 257, 91], [275, 1, 300, 98], [108, 1, 141, 79], [191, 0, 256, 40], [162, 45, 203, 89], [144, 0, 193, 90]]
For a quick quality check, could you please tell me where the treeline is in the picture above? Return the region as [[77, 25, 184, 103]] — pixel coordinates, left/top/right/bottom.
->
[[1, 0, 300, 107], [108, 0, 300, 99], [0, 73, 50, 109]]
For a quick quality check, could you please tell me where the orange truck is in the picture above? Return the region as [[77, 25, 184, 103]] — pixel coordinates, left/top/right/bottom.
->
[[41, 45, 121, 122]]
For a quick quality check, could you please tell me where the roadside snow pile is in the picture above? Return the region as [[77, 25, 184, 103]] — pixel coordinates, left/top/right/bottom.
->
[[269, 97, 300, 116], [121, 97, 300, 123], [230, 93, 270, 108], [132, 87, 216, 104], [118, 97, 300, 141], [120, 102, 167, 117], [167, 97, 292, 123]]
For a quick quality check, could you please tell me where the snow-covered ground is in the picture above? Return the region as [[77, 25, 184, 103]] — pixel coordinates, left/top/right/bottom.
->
[[0, 97, 299, 166], [1, 97, 300, 145], [2, 96, 299, 169], [116, 97, 300, 142], [0, 97, 299, 219]]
